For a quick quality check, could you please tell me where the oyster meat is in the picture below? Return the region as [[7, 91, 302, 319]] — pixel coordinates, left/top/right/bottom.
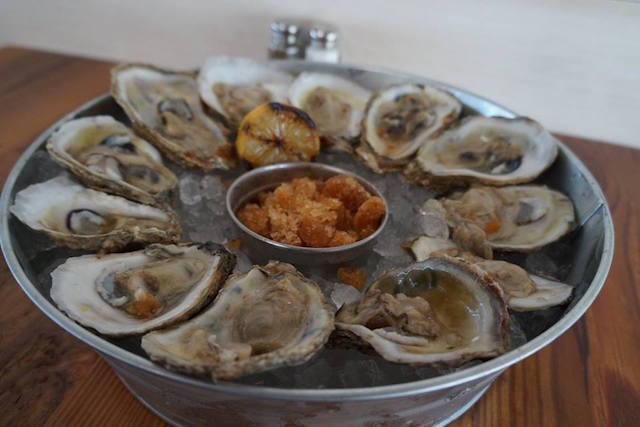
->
[[141, 262, 334, 380], [198, 57, 293, 128], [10, 175, 181, 252], [289, 72, 371, 147], [336, 256, 507, 365], [112, 64, 235, 171], [50, 242, 235, 335], [358, 84, 461, 172], [409, 236, 573, 311], [47, 116, 177, 205], [441, 186, 575, 252], [405, 117, 558, 187]]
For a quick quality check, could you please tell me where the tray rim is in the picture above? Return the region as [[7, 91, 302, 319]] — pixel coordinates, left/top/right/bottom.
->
[[0, 60, 614, 402]]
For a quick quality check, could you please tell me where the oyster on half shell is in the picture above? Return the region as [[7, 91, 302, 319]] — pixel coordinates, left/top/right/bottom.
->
[[50, 242, 235, 335], [47, 116, 177, 205], [10, 176, 181, 252], [409, 236, 573, 311], [405, 116, 558, 188], [112, 64, 235, 171], [357, 84, 461, 172], [141, 262, 334, 380], [441, 186, 575, 252], [198, 57, 293, 129], [289, 72, 371, 150], [336, 256, 507, 365]]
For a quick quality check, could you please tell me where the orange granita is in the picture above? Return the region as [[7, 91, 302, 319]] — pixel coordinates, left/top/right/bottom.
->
[[235, 175, 385, 248], [354, 196, 386, 238], [337, 266, 366, 290], [323, 175, 370, 212], [236, 203, 269, 236]]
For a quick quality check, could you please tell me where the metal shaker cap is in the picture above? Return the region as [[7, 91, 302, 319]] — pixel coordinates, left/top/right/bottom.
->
[[269, 18, 302, 59], [309, 24, 339, 48], [271, 19, 300, 38]]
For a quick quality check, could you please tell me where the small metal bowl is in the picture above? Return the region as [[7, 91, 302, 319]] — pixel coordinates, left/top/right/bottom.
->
[[226, 162, 389, 265]]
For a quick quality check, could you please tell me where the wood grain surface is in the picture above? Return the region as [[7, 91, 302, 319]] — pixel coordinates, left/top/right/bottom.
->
[[0, 47, 638, 427]]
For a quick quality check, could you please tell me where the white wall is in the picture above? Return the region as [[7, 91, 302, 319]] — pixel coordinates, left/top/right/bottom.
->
[[1, 0, 639, 148]]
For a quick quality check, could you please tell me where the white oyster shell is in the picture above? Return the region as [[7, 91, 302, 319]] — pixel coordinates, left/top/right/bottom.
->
[[409, 236, 573, 311], [407, 116, 558, 187], [336, 256, 507, 365], [46, 116, 177, 205], [112, 64, 235, 171], [198, 57, 293, 127], [141, 262, 334, 380], [358, 83, 461, 172], [10, 175, 181, 252], [50, 243, 235, 335], [289, 72, 371, 142], [442, 185, 575, 252]]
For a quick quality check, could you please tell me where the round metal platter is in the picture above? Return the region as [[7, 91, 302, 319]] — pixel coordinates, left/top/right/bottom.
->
[[0, 60, 614, 425]]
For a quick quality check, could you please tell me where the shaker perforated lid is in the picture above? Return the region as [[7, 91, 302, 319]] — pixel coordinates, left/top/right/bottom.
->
[[309, 24, 339, 47]]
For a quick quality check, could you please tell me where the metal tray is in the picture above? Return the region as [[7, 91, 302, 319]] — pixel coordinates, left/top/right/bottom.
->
[[0, 60, 614, 426]]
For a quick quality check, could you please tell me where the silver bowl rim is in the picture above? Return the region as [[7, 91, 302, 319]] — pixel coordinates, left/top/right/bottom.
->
[[225, 162, 389, 254], [0, 59, 614, 402]]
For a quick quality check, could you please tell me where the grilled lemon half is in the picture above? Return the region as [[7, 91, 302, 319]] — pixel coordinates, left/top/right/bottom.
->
[[236, 102, 321, 167]]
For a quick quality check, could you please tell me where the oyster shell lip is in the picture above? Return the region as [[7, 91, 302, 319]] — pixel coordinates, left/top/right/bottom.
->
[[405, 116, 559, 188], [288, 71, 372, 143], [45, 115, 178, 207], [336, 255, 508, 367], [50, 242, 236, 336], [141, 261, 335, 380], [111, 63, 236, 172], [9, 175, 182, 253], [357, 83, 462, 173], [508, 274, 573, 311], [197, 56, 294, 128]]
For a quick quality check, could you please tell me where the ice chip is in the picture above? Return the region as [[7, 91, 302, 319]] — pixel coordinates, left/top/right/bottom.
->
[[179, 174, 202, 205]]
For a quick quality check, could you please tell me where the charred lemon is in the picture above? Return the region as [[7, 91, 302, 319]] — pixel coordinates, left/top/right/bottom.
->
[[236, 102, 320, 167]]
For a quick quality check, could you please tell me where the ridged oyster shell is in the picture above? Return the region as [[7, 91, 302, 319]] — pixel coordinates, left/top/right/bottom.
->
[[409, 236, 573, 311], [198, 57, 293, 128], [112, 64, 235, 171], [405, 116, 558, 187], [336, 256, 507, 365], [46, 116, 177, 205], [357, 83, 461, 172], [441, 185, 575, 252], [10, 175, 181, 252], [141, 262, 334, 380], [50, 242, 235, 336], [289, 72, 371, 145]]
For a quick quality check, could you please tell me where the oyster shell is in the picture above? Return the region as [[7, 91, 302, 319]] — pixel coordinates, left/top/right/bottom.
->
[[10, 176, 181, 252], [111, 64, 235, 171], [357, 84, 461, 172], [50, 242, 235, 335], [441, 186, 575, 252], [46, 116, 177, 205], [198, 57, 293, 128], [141, 262, 334, 380], [336, 256, 507, 365], [405, 117, 558, 188], [475, 260, 572, 311], [409, 236, 573, 311], [289, 72, 371, 148]]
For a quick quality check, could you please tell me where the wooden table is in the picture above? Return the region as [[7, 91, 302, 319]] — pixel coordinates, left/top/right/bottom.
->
[[0, 47, 638, 427]]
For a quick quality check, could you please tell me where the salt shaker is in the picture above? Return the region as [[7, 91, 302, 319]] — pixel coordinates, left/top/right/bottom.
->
[[268, 19, 303, 60], [305, 24, 340, 63]]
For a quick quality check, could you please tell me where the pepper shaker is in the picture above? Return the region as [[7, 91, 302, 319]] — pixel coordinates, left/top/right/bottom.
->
[[268, 19, 303, 60]]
